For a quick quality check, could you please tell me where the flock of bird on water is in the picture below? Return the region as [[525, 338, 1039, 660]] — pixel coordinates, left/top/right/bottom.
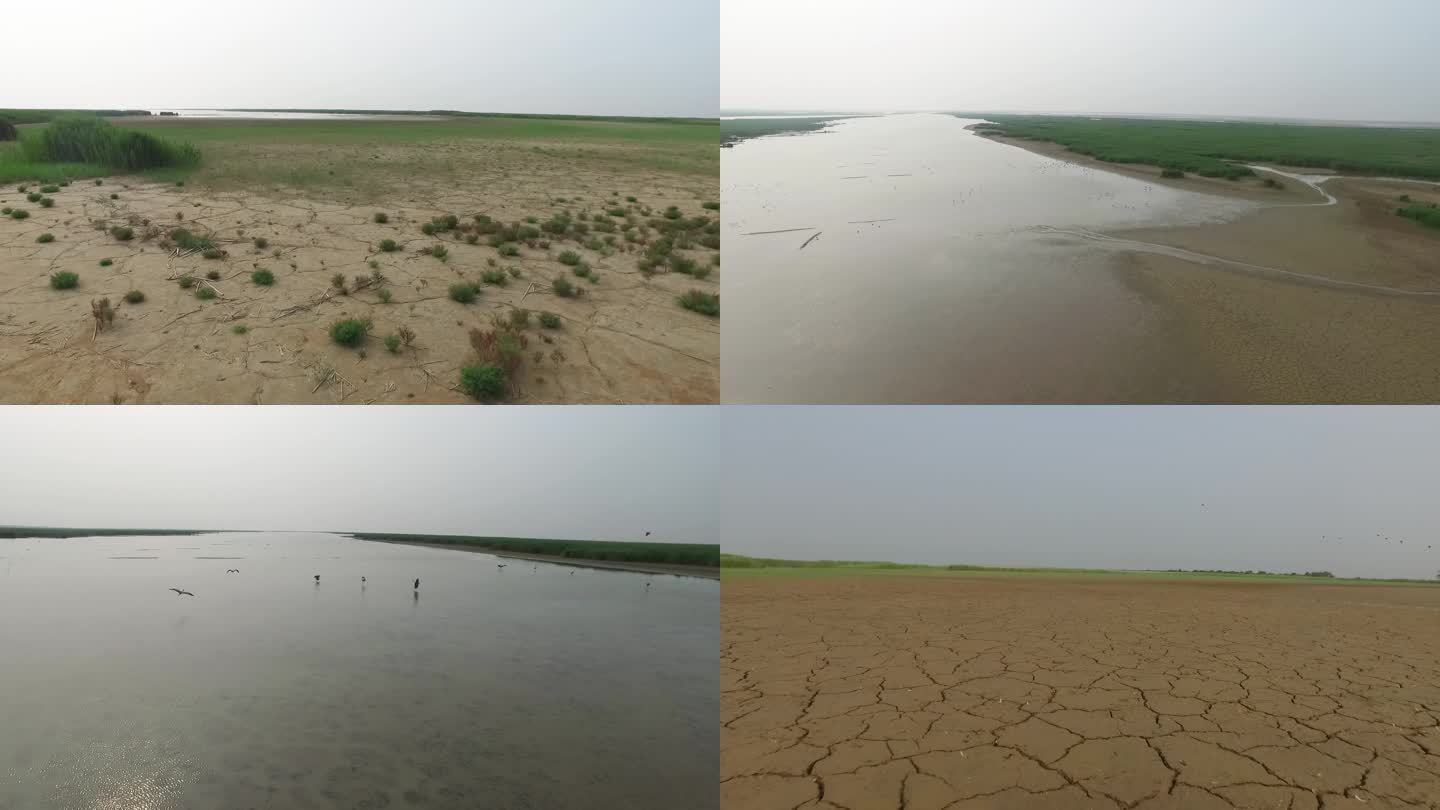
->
[[169, 534, 659, 598]]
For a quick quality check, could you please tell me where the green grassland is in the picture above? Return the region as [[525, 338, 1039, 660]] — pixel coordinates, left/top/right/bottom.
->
[[970, 115, 1440, 180], [1, 114, 718, 191], [354, 533, 719, 567], [721, 553, 1440, 586]]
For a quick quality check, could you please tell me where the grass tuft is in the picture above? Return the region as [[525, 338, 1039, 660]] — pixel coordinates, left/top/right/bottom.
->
[[329, 318, 371, 346], [678, 289, 719, 316], [50, 271, 79, 290], [448, 282, 481, 303]]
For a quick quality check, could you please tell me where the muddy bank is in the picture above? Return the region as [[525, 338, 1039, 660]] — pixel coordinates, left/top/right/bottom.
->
[[367, 540, 720, 579], [990, 132, 1440, 402]]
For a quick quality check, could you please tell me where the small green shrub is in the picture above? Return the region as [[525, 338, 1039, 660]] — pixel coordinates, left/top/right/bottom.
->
[[377, 288, 392, 303], [421, 222, 436, 235], [459, 363, 507, 401], [448, 282, 481, 303], [206, 269, 221, 280], [625, 196, 637, 202], [201, 248, 224, 260], [330, 318, 372, 346], [99, 259, 113, 267], [195, 286, 216, 300], [124, 289, 144, 303], [331, 272, 347, 290], [552, 276, 575, 297], [36, 233, 55, 243], [384, 334, 401, 353], [509, 308, 530, 329], [39, 185, 59, 194], [251, 269, 275, 285], [432, 244, 449, 262], [26, 192, 41, 203], [379, 238, 399, 252], [374, 212, 389, 223], [481, 269, 508, 286], [39, 197, 54, 208], [253, 237, 269, 249], [558, 249, 581, 266], [232, 324, 249, 335], [178, 276, 196, 289], [499, 243, 520, 257], [110, 226, 133, 241], [702, 201, 719, 210], [110, 193, 119, 200], [8, 209, 26, 220], [679, 289, 719, 317], [50, 271, 79, 290], [539, 311, 561, 329], [170, 229, 213, 252], [663, 206, 682, 219]]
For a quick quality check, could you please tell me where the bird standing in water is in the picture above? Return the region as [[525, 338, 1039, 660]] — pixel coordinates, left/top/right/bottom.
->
[[314, 574, 320, 583], [414, 577, 420, 591]]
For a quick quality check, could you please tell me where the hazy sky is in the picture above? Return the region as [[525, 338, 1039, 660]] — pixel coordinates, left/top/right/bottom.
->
[[0, 407, 717, 543], [723, 407, 1440, 579], [6, 0, 716, 117], [722, 0, 1440, 122]]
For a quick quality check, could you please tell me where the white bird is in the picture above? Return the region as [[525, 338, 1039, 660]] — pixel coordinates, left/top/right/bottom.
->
[[169, 588, 195, 597]]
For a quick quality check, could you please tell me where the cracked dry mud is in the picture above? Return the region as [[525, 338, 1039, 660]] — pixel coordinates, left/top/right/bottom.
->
[[723, 576, 1440, 810], [0, 143, 717, 403]]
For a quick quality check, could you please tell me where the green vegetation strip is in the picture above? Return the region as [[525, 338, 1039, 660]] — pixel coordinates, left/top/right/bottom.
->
[[354, 533, 719, 567], [721, 116, 866, 146], [973, 115, 1440, 180], [721, 554, 1440, 586], [0, 525, 209, 539]]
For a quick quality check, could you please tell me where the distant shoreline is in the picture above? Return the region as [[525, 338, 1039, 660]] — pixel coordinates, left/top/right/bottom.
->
[[368, 539, 721, 579]]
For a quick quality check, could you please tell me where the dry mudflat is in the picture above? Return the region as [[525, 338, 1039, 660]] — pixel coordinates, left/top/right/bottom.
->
[[986, 132, 1440, 403], [723, 575, 1440, 809], [0, 132, 718, 403]]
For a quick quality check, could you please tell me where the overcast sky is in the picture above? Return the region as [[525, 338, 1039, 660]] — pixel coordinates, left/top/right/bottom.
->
[[0, 407, 716, 543], [722, 0, 1440, 122], [723, 407, 1440, 579], [5, 0, 716, 117]]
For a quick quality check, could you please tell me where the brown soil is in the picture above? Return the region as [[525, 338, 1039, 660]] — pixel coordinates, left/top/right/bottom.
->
[[0, 147, 717, 403], [723, 575, 1440, 809], [984, 133, 1440, 403]]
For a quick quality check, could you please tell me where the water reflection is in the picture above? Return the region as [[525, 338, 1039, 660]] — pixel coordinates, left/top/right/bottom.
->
[[722, 113, 1256, 403]]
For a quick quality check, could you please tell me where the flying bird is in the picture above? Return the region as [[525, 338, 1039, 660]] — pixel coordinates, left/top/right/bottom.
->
[[645, 531, 651, 537], [314, 574, 320, 583], [497, 564, 506, 569], [169, 588, 195, 597], [226, 569, 239, 573]]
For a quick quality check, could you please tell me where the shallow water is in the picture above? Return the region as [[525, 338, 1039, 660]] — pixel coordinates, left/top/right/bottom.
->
[[721, 113, 1257, 403], [0, 532, 717, 810]]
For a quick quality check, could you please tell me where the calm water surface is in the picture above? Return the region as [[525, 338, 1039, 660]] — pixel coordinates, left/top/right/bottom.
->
[[0, 532, 716, 810], [722, 113, 1257, 403]]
